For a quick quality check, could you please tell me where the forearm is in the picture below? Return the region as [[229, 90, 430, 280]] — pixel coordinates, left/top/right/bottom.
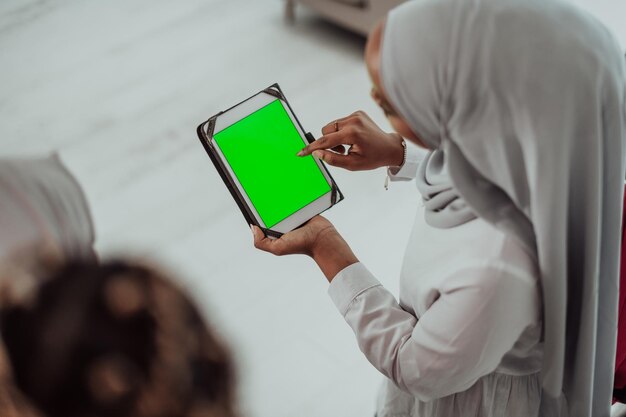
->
[[311, 230, 358, 282]]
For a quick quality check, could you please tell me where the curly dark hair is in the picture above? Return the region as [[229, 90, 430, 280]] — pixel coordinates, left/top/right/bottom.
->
[[0, 259, 238, 417]]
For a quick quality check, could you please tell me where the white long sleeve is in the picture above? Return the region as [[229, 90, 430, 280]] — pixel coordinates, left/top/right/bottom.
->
[[386, 142, 426, 182], [328, 261, 539, 402]]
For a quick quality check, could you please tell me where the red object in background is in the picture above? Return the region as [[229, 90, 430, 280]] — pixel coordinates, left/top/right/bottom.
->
[[614, 186, 626, 403]]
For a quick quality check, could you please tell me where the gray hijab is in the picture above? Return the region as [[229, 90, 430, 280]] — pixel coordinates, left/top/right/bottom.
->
[[382, 0, 626, 416], [0, 154, 95, 261]]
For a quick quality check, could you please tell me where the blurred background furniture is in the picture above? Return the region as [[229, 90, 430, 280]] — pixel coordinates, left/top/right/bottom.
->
[[286, 0, 407, 36]]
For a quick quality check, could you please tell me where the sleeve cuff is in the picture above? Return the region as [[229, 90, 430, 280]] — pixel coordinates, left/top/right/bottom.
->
[[328, 262, 381, 316], [387, 142, 425, 181]]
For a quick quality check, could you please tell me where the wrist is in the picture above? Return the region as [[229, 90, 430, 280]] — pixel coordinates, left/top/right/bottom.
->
[[386, 133, 405, 167], [311, 230, 358, 282]]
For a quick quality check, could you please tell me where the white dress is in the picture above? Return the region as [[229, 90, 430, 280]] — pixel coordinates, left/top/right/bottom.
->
[[327, 146, 565, 416]]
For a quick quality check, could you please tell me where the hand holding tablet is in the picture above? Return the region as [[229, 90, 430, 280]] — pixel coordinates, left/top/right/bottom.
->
[[197, 84, 343, 239], [251, 215, 358, 281]]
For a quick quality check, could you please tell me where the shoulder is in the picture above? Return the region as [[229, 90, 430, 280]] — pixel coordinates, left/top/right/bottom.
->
[[410, 214, 539, 297], [439, 218, 540, 296], [460, 218, 538, 281]]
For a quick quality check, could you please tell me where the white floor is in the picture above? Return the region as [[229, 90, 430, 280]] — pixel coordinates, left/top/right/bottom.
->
[[1, 1, 624, 417]]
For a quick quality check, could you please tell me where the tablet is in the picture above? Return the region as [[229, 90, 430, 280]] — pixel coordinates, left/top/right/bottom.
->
[[196, 83, 343, 238]]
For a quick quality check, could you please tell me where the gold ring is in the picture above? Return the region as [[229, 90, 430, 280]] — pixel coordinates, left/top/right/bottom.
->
[[334, 121, 339, 132]]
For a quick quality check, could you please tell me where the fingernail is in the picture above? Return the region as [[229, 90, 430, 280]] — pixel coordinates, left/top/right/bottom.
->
[[313, 150, 323, 160], [296, 150, 305, 157], [250, 225, 256, 237]]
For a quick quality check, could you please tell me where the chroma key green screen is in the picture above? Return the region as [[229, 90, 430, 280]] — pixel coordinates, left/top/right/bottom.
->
[[214, 99, 331, 228]]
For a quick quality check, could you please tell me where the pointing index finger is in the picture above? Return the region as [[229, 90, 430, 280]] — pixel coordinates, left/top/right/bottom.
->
[[296, 131, 349, 157]]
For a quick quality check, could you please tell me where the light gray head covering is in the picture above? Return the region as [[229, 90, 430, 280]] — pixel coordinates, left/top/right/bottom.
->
[[381, 0, 626, 415], [0, 154, 95, 261]]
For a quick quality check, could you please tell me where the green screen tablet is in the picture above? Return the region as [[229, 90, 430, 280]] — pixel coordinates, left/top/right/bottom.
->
[[214, 99, 331, 228], [198, 85, 342, 237]]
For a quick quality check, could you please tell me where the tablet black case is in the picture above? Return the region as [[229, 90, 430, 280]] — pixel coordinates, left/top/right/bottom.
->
[[196, 83, 344, 239]]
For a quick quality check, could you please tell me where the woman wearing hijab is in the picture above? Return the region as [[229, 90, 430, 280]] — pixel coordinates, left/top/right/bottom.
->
[[252, 0, 626, 416]]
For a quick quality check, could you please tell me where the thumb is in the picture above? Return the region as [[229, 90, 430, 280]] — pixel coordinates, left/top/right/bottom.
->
[[251, 225, 265, 247]]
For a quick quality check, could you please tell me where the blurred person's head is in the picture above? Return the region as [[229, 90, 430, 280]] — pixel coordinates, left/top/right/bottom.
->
[[0, 257, 238, 417]]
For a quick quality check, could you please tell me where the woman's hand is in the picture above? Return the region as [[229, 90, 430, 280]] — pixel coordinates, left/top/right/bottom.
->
[[296, 111, 404, 171], [252, 216, 358, 282]]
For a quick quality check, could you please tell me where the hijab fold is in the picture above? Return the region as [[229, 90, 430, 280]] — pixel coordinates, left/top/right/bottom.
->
[[415, 150, 477, 228], [382, 1, 626, 415]]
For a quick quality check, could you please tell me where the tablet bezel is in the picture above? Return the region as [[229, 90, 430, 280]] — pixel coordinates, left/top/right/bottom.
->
[[207, 90, 335, 234]]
